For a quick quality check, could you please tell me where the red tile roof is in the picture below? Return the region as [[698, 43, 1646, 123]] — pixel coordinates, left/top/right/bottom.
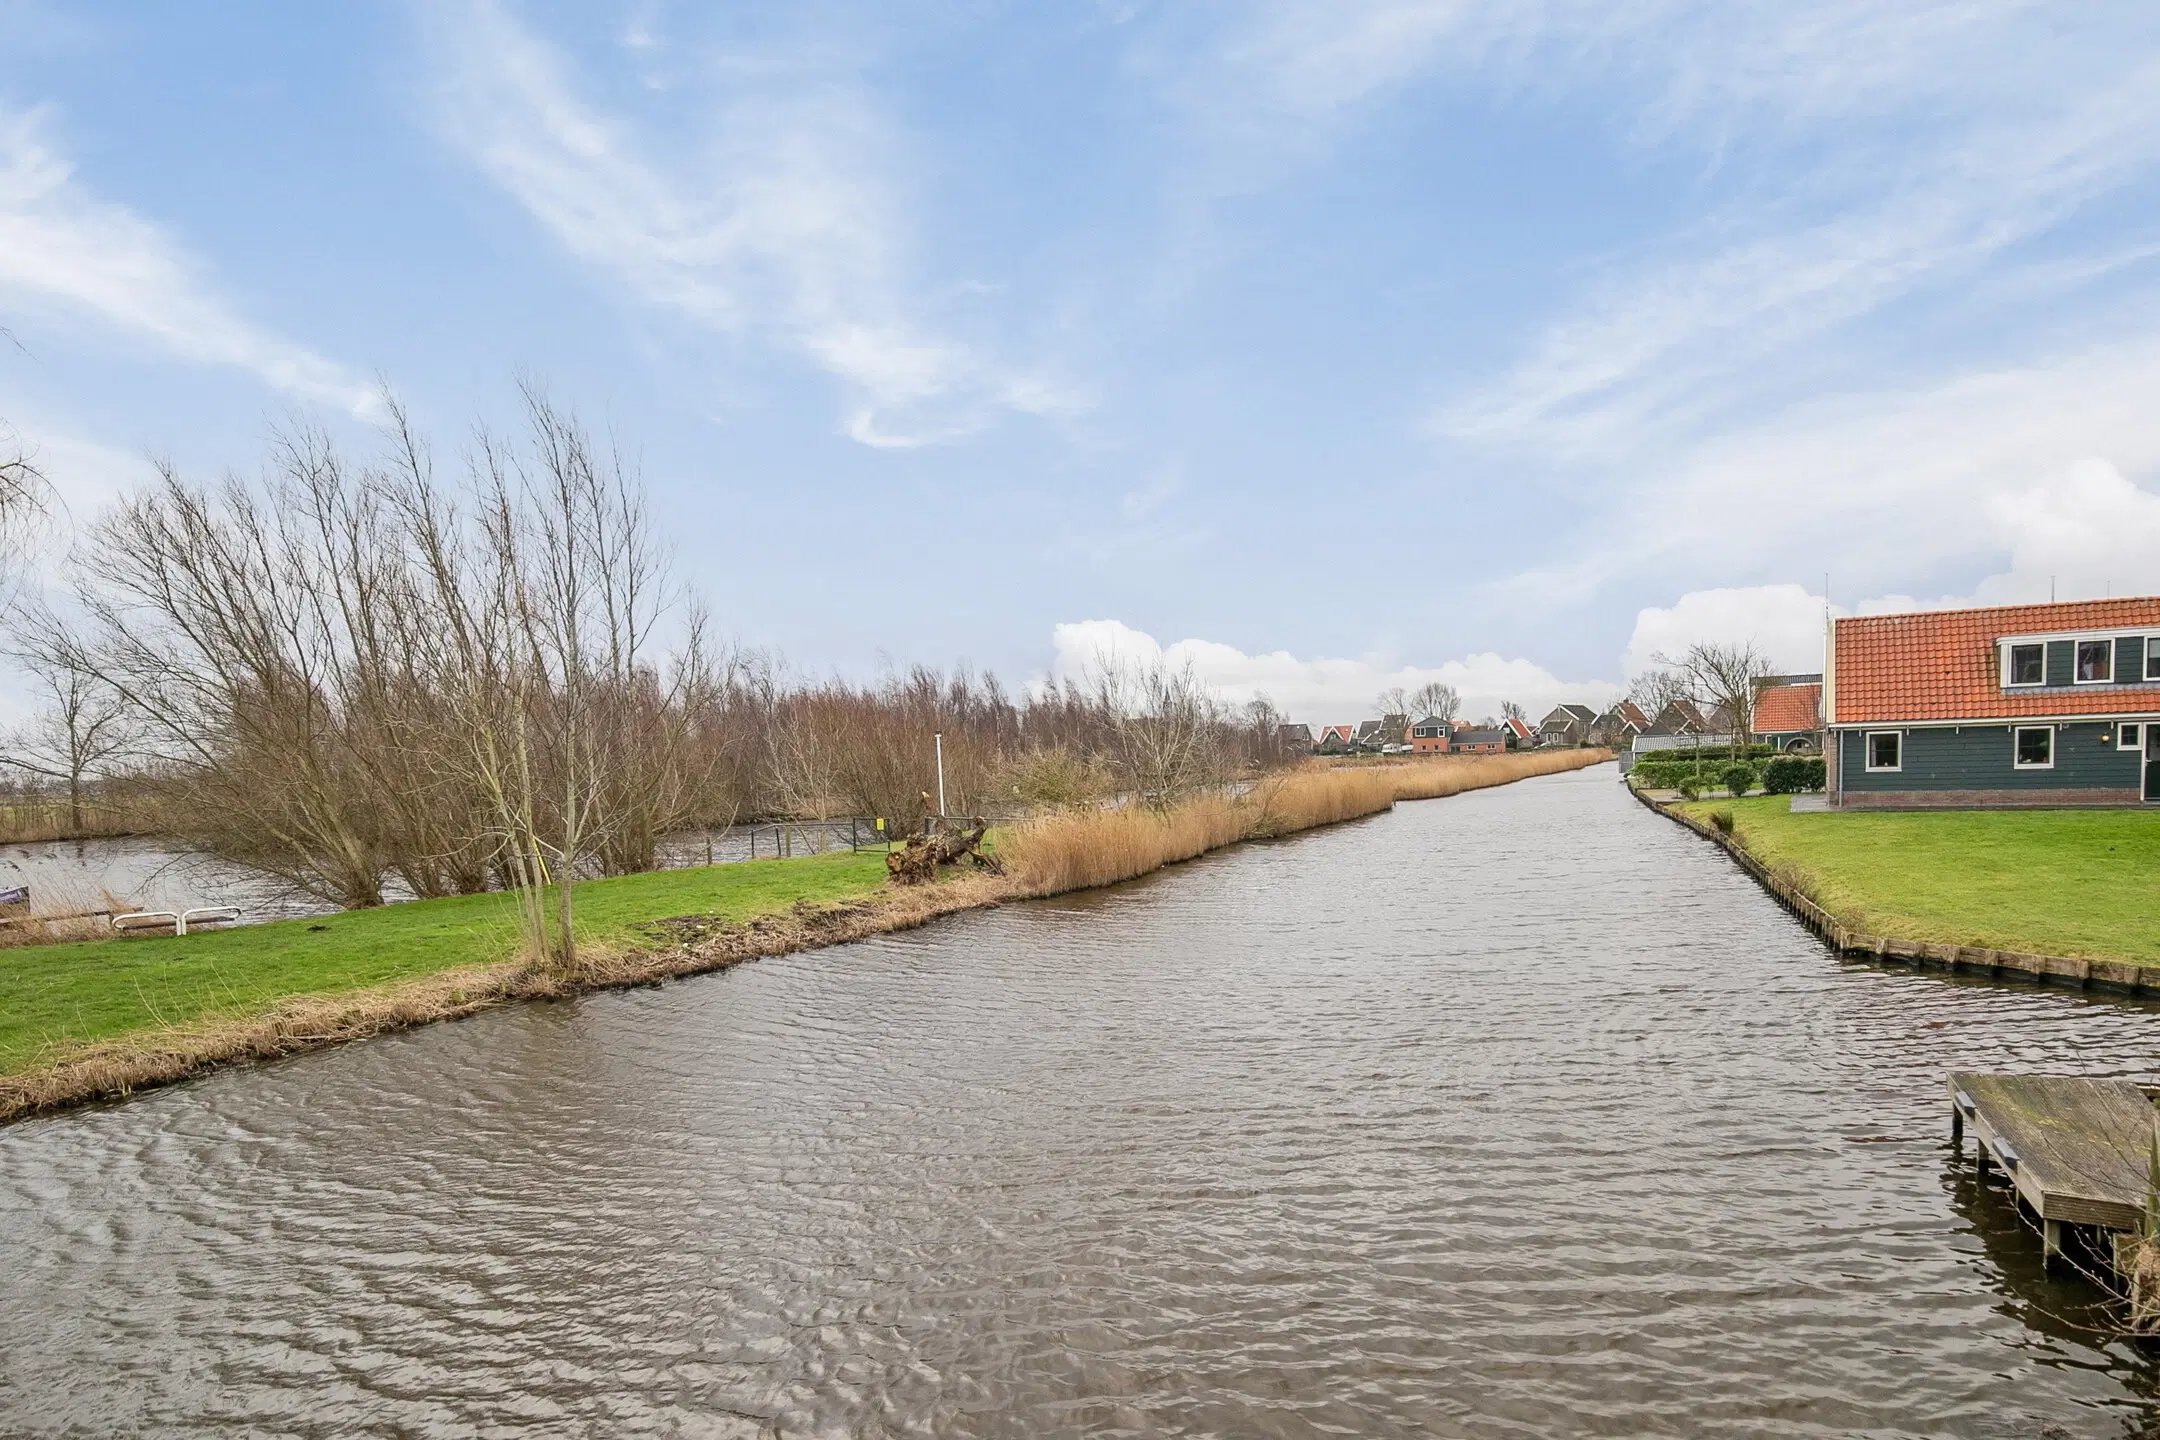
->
[[1750, 682, 1820, 735], [1831, 597, 2160, 724], [1502, 715, 1533, 740]]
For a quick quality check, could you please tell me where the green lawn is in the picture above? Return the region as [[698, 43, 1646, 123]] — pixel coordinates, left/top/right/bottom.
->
[[0, 850, 890, 1076], [1676, 797, 2160, 965]]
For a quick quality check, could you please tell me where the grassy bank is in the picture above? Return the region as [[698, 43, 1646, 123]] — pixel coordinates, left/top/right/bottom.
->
[[1674, 796, 2160, 967], [3, 749, 1607, 1121]]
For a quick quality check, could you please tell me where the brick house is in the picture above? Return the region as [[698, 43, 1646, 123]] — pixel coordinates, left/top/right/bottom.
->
[[1750, 677, 1822, 752], [1408, 715, 1453, 754], [1449, 727, 1507, 755], [1826, 598, 2160, 808]]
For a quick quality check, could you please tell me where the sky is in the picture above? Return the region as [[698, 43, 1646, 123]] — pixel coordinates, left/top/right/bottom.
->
[[6, 1, 2160, 725]]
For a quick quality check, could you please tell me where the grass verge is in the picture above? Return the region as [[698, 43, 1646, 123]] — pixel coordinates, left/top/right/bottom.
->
[[1673, 795, 2160, 967], [4, 749, 1608, 1122]]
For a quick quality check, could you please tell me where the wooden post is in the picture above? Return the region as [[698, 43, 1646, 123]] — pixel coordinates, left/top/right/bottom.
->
[[2044, 1218, 2063, 1268], [1977, 1144, 1991, 1182], [1951, 1103, 1963, 1150]]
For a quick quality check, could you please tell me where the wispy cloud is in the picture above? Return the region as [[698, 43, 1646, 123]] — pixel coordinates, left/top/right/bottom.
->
[[0, 106, 369, 412], [423, 0, 1078, 448], [1441, 54, 2160, 449]]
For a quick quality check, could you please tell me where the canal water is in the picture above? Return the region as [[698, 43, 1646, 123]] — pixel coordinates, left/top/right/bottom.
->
[[5, 765, 2160, 1437]]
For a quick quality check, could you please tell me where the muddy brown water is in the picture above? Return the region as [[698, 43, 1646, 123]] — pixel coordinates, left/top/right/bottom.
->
[[5, 765, 2160, 1437]]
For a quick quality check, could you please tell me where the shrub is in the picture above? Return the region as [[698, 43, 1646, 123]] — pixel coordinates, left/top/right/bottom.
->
[[1720, 761, 1758, 796], [1676, 778, 1701, 801], [1707, 807, 1735, 834], [1759, 756, 1826, 794]]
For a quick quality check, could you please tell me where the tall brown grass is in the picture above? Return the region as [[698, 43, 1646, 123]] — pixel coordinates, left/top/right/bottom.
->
[[1001, 748, 1608, 897]]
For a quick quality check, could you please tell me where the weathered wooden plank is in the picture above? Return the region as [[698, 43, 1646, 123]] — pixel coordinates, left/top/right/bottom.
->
[[1951, 1072, 2154, 1232]]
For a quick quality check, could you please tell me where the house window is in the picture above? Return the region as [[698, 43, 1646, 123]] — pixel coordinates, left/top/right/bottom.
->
[[2076, 639, 2113, 683], [2148, 636, 2160, 681], [1865, 731, 1901, 771], [2004, 643, 2044, 687], [2014, 726, 2054, 769], [2122, 723, 2145, 753]]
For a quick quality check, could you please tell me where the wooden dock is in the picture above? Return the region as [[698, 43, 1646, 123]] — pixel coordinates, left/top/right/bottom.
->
[[1950, 1072, 2156, 1264]]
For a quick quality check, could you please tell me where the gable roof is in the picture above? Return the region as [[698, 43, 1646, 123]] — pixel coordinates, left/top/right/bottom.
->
[[1318, 724, 1355, 744], [1501, 716, 1533, 740], [1540, 703, 1596, 728], [1592, 702, 1647, 733], [1453, 728, 1507, 745], [1751, 682, 1820, 735], [1831, 597, 2160, 724], [1642, 699, 1709, 735], [1614, 700, 1651, 730]]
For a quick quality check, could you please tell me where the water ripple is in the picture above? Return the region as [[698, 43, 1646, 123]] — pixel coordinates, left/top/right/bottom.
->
[[5, 768, 2160, 1436]]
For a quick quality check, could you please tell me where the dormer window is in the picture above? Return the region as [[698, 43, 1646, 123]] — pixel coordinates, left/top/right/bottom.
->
[[2004, 643, 2044, 687], [2148, 636, 2160, 681], [2076, 639, 2113, 683]]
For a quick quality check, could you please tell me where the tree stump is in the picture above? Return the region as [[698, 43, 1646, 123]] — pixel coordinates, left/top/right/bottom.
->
[[885, 819, 1003, 884]]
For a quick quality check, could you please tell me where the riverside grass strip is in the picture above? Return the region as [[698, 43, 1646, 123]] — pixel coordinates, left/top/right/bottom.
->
[[1633, 784, 2160, 996], [3, 749, 1609, 1123]]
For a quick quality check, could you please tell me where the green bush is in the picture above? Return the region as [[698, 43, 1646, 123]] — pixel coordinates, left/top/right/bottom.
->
[[1720, 761, 1758, 796], [1707, 808, 1735, 834], [1760, 755, 1826, 794], [1676, 778, 1701, 801]]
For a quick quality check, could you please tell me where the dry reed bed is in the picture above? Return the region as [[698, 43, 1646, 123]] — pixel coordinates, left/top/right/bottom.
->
[[3, 748, 1607, 1123], [997, 748, 1608, 897]]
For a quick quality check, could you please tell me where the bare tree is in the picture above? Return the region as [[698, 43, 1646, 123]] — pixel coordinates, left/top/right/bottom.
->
[[1375, 686, 1410, 720], [1659, 642, 1772, 756], [1094, 654, 1229, 809], [1627, 667, 1689, 720], [1410, 680, 1459, 723], [1, 629, 134, 834], [1500, 700, 1526, 724]]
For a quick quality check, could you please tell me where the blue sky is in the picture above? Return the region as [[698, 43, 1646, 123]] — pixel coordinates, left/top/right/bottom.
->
[[7, 1, 2160, 722]]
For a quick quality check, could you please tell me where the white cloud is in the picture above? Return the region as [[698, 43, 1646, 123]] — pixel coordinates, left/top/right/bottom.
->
[[1048, 618, 1617, 725], [1617, 465, 2160, 684], [425, 1, 1078, 448], [1620, 585, 1831, 679], [0, 106, 369, 412]]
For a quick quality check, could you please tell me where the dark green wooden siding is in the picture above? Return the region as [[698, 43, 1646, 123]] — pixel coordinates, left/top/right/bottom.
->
[[2118, 635, 2144, 682], [1996, 634, 2158, 695], [1839, 722, 2141, 793]]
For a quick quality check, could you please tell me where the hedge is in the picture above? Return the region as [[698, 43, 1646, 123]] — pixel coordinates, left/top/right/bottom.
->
[[1760, 755, 1826, 794]]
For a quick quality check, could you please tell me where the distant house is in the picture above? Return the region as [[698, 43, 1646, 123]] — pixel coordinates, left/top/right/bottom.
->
[[1750, 678, 1821, 752], [1450, 727, 1507, 755], [1642, 698, 1711, 737], [1408, 715, 1452, 754], [1827, 597, 2160, 808], [1500, 715, 1535, 748], [1537, 703, 1598, 746], [1276, 722, 1316, 754], [1589, 700, 1650, 747], [1353, 714, 1410, 753], [1316, 724, 1355, 755]]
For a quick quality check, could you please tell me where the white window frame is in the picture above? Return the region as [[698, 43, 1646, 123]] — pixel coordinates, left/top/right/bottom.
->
[[1864, 730, 1903, 772], [2002, 641, 2047, 689], [2013, 725, 2055, 770], [2121, 722, 2145, 753], [2147, 636, 2160, 682], [2074, 637, 2115, 685]]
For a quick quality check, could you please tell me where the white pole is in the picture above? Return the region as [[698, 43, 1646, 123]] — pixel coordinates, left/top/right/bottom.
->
[[934, 732, 947, 817]]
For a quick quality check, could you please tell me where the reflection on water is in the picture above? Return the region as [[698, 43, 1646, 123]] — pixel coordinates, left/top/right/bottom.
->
[[4, 767, 2160, 1436]]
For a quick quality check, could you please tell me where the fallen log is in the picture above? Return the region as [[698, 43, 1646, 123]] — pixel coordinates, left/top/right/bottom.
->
[[885, 819, 1004, 884]]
